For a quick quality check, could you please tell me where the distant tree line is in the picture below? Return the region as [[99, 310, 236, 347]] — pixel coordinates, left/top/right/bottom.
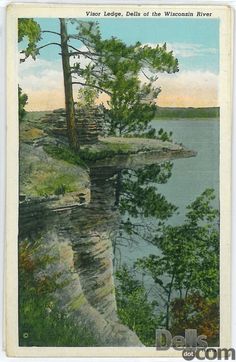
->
[[155, 106, 220, 118]]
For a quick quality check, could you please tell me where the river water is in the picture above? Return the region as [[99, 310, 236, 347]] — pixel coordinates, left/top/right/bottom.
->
[[116, 118, 219, 266]]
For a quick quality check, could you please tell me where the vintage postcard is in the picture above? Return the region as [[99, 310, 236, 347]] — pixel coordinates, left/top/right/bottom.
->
[[5, 3, 233, 358]]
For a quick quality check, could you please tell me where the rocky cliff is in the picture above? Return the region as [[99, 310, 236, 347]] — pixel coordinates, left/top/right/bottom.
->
[[19, 112, 196, 346]]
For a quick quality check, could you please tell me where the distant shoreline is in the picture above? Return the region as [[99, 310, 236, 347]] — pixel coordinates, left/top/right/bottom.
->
[[155, 106, 220, 119], [27, 106, 220, 119]]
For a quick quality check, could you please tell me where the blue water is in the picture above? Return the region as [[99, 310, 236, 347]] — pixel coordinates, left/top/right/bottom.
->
[[152, 118, 219, 223], [116, 118, 219, 266]]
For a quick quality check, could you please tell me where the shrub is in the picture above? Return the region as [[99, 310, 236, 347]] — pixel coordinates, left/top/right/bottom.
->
[[19, 238, 97, 346], [115, 266, 161, 346], [18, 86, 28, 122]]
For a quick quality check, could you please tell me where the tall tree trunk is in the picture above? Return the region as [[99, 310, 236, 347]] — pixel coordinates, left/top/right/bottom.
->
[[60, 18, 79, 151], [166, 272, 175, 330]]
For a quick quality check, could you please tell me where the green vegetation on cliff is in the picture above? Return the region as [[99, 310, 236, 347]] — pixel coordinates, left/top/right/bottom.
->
[[19, 239, 98, 347], [116, 266, 160, 346]]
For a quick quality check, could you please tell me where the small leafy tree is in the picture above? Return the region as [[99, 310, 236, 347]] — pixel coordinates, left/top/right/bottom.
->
[[18, 19, 40, 123], [170, 294, 219, 346], [77, 86, 98, 109], [115, 266, 160, 346], [135, 188, 219, 330], [18, 86, 28, 122], [115, 189, 219, 344], [18, 18, 41, 61]]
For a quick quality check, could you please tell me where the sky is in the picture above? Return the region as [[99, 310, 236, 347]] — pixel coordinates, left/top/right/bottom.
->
[[19, 18, 219, 111]]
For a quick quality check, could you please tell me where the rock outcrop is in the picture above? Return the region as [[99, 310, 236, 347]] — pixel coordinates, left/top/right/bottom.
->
[[19, 112, 196, 346]]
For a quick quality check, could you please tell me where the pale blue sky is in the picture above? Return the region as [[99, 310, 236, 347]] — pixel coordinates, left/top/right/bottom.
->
[[33, 17, 219, 73]]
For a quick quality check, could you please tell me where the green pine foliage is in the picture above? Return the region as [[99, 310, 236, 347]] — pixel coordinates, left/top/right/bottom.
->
[[69, 20, 179, 136], [119, 162, 176, 221], [125, 127, 173, 142]]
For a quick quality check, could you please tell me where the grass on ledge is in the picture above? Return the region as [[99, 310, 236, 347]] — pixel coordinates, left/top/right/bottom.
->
[[44, 142, 132, 165], [79, 142, 132, 162], [43, 144, 87, 168]]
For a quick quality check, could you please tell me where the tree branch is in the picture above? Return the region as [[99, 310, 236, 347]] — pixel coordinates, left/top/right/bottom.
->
[[68, 50, 99, 57], [72, 81, 112, 96], [42, 30, 61, 36], [69, 35, 99, 55], [68, 44, 86, 54], [141, 69, 158, 82], [37, 42, 62, 51]]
